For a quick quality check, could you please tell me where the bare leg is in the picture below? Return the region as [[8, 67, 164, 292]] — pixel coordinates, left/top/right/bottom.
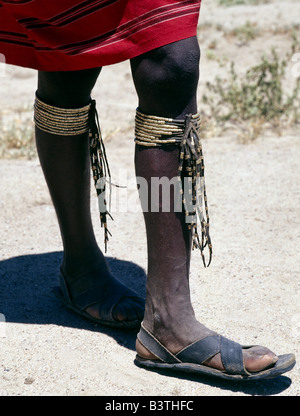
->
[[36, 68, 144, 324], [131, 37, 277, 372]]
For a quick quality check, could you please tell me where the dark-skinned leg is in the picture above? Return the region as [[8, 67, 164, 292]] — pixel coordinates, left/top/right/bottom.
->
[[36, 68, 144, 324], [131, 37, 278, 372]]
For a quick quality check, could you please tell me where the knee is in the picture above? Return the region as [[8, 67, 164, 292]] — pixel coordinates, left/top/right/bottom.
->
[[37, 67, 101, 108], [154, 38, 200, 85], [132, 37, 200, 90], [131, 37, 200, 116]]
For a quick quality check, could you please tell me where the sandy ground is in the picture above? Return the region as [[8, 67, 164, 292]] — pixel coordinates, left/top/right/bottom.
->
[[0, 0, 299, 396]]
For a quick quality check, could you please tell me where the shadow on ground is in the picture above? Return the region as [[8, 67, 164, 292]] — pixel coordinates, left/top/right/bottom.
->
[[0, 251, 293, 395], [136, 366, 293, 396], [0, 251, 146, 350]]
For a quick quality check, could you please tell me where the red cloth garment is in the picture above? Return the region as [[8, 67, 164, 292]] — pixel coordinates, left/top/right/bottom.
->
[[0, 0, 201, 71]]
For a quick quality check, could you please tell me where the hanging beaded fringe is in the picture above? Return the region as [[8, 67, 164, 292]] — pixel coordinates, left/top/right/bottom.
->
[[88, 100, 112, 252], [135, 109, 212, 267], [34, 94, 112, 252]]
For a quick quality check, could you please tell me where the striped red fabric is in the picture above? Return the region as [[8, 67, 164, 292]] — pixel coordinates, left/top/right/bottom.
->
[[0, 0, 201, 71]]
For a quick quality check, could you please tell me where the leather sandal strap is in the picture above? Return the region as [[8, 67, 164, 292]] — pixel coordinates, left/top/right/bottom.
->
[[137, 325, 251, 376], [220, 336, 250, 376], [59, 271, 130, 322], [72, 284, 127, 321], [176, 335, 221, 364], [137, 325, 181, 364]]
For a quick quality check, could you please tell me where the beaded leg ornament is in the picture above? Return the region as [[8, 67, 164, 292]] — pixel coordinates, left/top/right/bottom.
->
[[135, 109, 212, 267], [34, 94, 112, 252], [88, 100, 112, 251]]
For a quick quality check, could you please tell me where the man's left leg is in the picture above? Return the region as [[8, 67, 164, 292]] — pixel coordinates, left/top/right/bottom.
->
[[130, 37, 280, 374]]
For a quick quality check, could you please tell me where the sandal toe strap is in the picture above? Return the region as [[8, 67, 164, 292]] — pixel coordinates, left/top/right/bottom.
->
[[178, 335, 250, 376], [220, 336, 250, 376], [138, 325, 251, 376], [73, 282, 131, 322], [176, 335, 221, 364], [59, 272, 132, 322]]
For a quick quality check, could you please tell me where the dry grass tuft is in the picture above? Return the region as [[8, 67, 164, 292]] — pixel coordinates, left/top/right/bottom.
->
[[201, 39, 300, 141], [0, 108, 36, 159]]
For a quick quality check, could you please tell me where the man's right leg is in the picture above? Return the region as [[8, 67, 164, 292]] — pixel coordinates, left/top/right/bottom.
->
[[36, 68, 144, 326]]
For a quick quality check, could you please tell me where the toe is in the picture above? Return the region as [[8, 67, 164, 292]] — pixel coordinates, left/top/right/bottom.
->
[[243, 346, 278, 373], [113, 296, 145, 322]]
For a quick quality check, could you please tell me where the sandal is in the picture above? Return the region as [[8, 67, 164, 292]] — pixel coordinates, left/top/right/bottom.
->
[[54, 270, 144, 329], [134, 324, 296, 381]]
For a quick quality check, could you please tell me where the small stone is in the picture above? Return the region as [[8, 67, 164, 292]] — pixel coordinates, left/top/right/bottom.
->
[[24, 377, 35, 385]]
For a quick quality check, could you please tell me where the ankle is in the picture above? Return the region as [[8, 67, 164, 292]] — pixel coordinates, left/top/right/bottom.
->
[[61, 245, 110, 279], [143, 298, 197, 333]]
